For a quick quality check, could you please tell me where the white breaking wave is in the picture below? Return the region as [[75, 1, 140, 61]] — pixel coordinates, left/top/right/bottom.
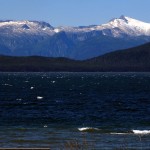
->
[[78, 127, 100, 132], [110, 133, 128, 135], [107, 130, 150, 135], [37, 96, 43, 100], [78, 128, 150, 134], [132, 130, 150, 134], [16, 98, 22, 101]]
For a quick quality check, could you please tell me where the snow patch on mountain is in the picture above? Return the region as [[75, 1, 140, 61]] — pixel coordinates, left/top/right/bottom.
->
[[0, 20, 55, 35], [54, 28, 61, 33]]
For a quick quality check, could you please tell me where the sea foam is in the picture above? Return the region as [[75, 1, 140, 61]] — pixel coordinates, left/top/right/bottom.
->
[[132, 130, 150, 134], [78, 127, 100, 132]]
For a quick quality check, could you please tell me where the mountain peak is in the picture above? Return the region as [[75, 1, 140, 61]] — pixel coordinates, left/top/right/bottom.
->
[[119, 15, 126, 19], [119, 15, 128, 22], [105, 15, 150, 37], [109, 15, 132, 23], [109, 15, 129, 23]]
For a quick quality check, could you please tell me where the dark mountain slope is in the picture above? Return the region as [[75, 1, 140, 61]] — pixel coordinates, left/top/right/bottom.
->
[[71, 35, 150, 59], [85, 42, 150, 71]]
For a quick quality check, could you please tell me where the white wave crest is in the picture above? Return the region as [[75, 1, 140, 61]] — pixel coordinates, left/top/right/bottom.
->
[[132, 130, 150, 134], [110, 133, 127, 135], [78, 127, 100, 132], [37, 96, 43, 100], [30, 86, 34, 89], [44, 125, 48, 128]]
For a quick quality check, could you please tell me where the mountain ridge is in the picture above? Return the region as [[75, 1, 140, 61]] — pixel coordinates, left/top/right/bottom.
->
[[0, 16, 150, 59]]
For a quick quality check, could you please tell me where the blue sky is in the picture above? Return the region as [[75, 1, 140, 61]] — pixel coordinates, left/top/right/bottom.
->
[[0, 0, 150, 27]]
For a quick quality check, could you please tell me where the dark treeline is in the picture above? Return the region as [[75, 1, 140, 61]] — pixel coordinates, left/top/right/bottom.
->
[[0, 42, 150, 72]]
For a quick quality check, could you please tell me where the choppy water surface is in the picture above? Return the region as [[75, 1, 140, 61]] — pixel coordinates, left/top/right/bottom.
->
[[0, 72, 150, 149]]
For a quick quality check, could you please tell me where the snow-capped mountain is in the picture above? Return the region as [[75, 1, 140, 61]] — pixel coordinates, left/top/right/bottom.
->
[[55, 15, 150, 36], [101, 15, 150, 37], [0, 16, 150, 59]]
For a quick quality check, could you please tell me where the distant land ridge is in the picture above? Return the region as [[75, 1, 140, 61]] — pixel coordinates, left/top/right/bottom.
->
[[0, 42, 150, 72]]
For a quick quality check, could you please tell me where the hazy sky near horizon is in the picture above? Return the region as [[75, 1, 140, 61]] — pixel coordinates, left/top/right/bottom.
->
[[0, 0, 150, 27]]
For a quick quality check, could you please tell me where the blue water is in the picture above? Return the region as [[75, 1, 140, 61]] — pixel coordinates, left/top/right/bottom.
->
[[0, 72, 150, 149]]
